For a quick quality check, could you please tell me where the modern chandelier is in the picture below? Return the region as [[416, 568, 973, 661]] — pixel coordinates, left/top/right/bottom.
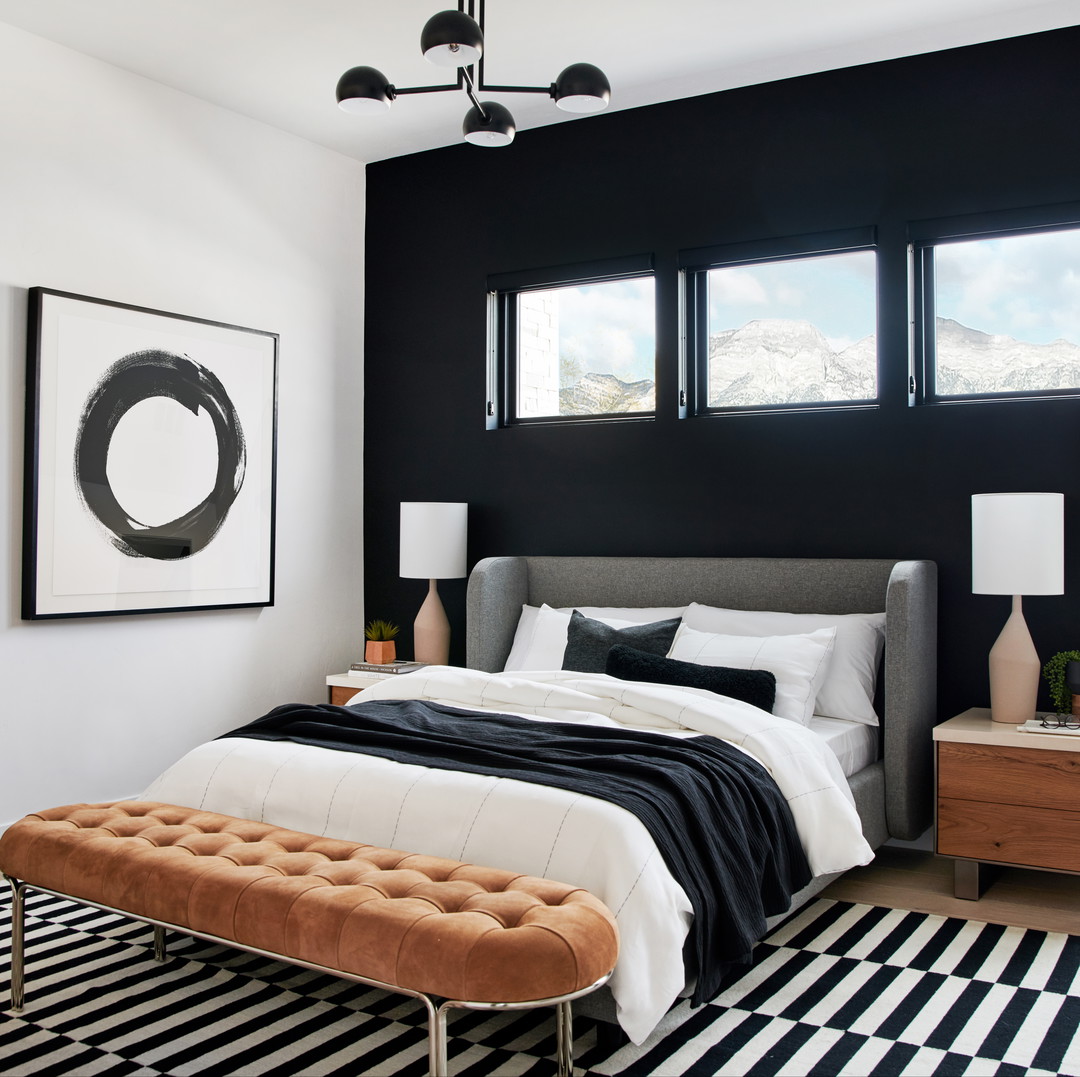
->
[[335, 1, 611, 147]]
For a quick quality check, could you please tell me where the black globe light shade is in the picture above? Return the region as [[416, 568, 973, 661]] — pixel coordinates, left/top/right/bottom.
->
[[421, 10, 484, 67], [336, 65, 395, 114], [551, 62, 611, 113], [462, 100, 516, 146]]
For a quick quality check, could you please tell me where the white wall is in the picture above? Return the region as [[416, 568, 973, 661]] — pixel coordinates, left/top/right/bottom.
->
[[0, 23, 367, 826]]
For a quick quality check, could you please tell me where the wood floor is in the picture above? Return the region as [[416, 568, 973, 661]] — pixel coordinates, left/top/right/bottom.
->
[[821, 846, 1080, 935]]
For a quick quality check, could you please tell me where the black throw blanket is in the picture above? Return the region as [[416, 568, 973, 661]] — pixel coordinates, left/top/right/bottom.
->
[[221, 699, 813, 1005]]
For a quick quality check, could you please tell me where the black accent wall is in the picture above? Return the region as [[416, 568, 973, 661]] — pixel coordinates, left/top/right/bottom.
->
[[364, 26, 1080, 722]]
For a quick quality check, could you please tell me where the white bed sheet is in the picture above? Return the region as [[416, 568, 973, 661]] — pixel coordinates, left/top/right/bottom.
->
[[808, 714, 879, 777], [142, 667, 873, 1044]]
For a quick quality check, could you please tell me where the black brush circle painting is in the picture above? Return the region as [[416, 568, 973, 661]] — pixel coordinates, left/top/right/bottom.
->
[[72, 349, 247, 561]]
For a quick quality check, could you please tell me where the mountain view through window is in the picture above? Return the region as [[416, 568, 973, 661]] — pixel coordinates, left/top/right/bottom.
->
[[931, 228, 1080, 397], [516, 277, 655, 419], [706, 250, 877, 408]]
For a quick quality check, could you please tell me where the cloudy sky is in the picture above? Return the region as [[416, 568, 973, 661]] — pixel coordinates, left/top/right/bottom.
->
[[708, 250, 877, 353], [554, 277, 656, 383], [934, 228, 1080, 345]]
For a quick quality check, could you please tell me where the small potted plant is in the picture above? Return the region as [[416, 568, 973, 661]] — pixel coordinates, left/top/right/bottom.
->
[[1042, 649, 1080, 715], [364, 619, 400, 664]]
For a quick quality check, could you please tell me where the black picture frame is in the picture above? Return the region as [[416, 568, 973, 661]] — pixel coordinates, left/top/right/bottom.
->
[[23, 288, 278, 619]]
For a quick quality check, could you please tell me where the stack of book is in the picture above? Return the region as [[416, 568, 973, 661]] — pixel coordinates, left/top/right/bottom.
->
[[348, 660, 428, 676]]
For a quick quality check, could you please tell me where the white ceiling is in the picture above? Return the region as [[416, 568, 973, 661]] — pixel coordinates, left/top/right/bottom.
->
[[0, 0, 1078, 164]]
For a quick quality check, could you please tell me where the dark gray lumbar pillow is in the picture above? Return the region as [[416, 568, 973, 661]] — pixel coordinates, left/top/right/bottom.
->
[[561, 610, 682, 674], [605, 644, 777, 713]]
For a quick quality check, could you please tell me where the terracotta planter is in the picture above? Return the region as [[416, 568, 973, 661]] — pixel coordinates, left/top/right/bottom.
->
[[365, 640, 396, 664]]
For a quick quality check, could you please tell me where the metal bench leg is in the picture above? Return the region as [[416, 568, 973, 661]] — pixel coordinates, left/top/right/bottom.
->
[[433, 998, 575, 1077], [5, 876, 25, 1012], [427, 996, 446, 1077], [153, 925, 167, 961], [556, 1000, 573, 1077]]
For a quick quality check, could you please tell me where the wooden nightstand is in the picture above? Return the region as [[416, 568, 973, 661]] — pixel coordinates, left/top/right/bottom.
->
[[934, 707, 1080, 899], [325, 671, 393, 705]]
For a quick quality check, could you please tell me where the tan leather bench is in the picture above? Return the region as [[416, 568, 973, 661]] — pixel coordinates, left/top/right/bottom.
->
[[0, 801, 619, 1076]]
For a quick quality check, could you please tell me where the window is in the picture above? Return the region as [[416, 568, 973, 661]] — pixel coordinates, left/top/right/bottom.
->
[[681, 229, 877, 414], [911, 212, 1080, 402], [487, 256, 655, 426]]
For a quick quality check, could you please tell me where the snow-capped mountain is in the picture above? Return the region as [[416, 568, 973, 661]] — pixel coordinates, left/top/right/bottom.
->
[[935, 317, 1080, 394], [555, 316, 1080, 414], [708, 319, 875, 406], [559, 372, 655, 415]]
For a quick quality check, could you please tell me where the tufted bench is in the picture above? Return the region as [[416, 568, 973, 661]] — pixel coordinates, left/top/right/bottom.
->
[[0, 801, 619, 1076]]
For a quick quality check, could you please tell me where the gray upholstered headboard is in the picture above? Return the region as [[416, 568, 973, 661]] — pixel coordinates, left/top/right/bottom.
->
[[465, 555, 938, 842]]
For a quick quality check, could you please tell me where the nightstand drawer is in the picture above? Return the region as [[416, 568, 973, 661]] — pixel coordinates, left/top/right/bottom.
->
[[326, 671, 394, 705], [937, 741, 1080, 811], [938, 796, 1080, 871]]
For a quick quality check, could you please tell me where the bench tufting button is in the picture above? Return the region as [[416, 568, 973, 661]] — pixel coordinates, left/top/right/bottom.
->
[[266, 852, 333, 876]]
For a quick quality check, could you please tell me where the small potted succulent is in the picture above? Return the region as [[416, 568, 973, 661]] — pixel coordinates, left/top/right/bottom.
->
[[364, 619, 400, 664], [1042, 650, 1080, 715]]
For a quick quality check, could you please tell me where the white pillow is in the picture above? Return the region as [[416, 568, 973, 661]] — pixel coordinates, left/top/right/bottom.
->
[[503, 604, 685, 671], [667, 623, 837, 726], [681, 603, 885, 726], [557, 605, 686, 623]]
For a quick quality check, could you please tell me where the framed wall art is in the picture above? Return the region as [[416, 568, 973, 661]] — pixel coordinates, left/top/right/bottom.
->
[[23, 288, 278, 618]]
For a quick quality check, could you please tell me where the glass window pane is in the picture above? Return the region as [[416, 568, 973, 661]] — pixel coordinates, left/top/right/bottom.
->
[[933, 228, 1080, 396], [516, 277, 655, 419], [707, 251, 876, 407]]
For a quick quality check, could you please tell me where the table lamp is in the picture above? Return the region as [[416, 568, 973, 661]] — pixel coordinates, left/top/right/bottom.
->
[[399, 502, 468, 665], [971, 492, 1064, 723]]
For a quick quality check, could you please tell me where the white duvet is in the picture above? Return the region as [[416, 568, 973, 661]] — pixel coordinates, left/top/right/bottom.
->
[[142, 666, 873, 1043]]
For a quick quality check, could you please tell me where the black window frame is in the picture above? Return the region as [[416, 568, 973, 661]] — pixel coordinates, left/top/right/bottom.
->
[[679, 227, 879, 417], [486, 253, 656, 429], [910, 202, 1080, 406]]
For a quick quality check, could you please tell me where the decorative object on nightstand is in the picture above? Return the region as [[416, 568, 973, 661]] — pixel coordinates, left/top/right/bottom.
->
[[399, 501, 468, 666], [1042, 649, 1080, 718], [971, 492, 1064, 724], [364, 618, 400, 665], [1068, 660, 1080, 718], [349, 660, 427, 676], [1017, 715, 1080, 735]]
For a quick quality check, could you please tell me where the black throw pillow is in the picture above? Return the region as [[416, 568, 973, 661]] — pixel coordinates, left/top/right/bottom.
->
[[561, 610, 682, 674], [605, 643, 777, 713]]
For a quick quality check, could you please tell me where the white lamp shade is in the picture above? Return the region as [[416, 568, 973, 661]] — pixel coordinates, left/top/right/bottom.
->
[[972, 492, 1064, 595], [400, 502, 468, 579]]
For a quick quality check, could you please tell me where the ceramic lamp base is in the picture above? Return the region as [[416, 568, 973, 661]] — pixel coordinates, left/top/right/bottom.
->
[[414, 579, 450, 665], [988, 595, 1040, 724]]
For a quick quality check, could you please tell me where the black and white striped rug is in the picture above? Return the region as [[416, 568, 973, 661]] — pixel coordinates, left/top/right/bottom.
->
[[2, 891, 1078, 1076]]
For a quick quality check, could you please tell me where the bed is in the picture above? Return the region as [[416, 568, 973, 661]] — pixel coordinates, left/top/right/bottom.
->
[[143, 555, 937, 1044]]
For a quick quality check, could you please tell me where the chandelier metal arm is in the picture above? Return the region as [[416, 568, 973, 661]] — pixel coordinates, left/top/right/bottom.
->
[[476, 82, 553, 94], [460, 67, 489, 122], [392, 81, 464, 96], [474, 0, 551, 97]]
